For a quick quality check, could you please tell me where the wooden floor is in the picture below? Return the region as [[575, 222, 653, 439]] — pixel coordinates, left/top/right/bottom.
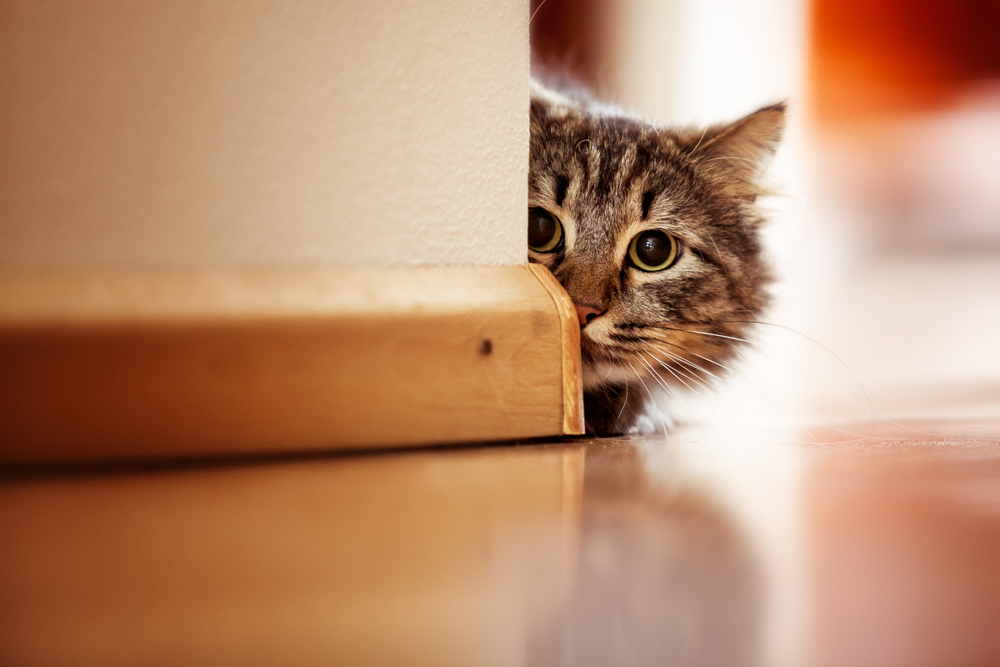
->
[[2, 251, 999, 666], [3, 419, 999, 666]]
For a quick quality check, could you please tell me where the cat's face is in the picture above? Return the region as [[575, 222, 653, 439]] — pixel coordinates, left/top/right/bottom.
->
[[528, 82, 784, 433]]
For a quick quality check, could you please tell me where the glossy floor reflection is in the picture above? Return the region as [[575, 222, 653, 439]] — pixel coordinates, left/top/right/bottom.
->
[[529, 438, 765, 667], [804, 425, 1000, 667], [4, 418, 1000, 666]]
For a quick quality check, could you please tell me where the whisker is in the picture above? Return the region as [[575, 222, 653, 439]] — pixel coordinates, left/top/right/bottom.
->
[[601, 363, 617, 381], [827, 387, 955, 441], [791, 187, 821, 235], [637, 353, 682, 400], [617, 373, 630, 422], [528, 0, 551, 25], [647, 342, 722, 382], [643, 351, 702, 397], [681, 318, 944, 440], [617, 388, 630, 421], [651, 325, 753, 345], [704, 157, 822, 235], [639, 323, 780, 428], [658, 353, 711, 388], [651, 338, 739, 374], [639, 352, 713, 430], [609, 332, 725, 386], [708, 319, 875, 436], [652, 337, 777, 428], [627, 359, 670, 434]]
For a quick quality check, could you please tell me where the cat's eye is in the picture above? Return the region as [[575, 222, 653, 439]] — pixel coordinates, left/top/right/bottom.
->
[[628, 230, 680, 272], [528, 207, 564, 253]]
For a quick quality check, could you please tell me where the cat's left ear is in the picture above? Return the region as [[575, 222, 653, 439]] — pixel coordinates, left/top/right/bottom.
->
[[529, 79, 554, 122], [692, 102, 786, 199], [529, 78, 577, 124]]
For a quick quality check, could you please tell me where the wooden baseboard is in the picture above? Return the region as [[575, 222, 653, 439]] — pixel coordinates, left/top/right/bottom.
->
[[0, 265, 583, 464]]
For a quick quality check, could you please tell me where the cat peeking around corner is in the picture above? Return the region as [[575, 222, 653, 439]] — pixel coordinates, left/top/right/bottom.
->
[[528, 79, 785, 436]]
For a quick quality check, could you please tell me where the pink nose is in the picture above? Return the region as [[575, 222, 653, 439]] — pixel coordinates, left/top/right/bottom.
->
[[575, 304, 603, 327]]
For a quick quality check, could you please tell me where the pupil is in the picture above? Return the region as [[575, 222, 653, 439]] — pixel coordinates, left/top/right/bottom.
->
[[638, 232, 671, 266], [529, 208, 557, 248]]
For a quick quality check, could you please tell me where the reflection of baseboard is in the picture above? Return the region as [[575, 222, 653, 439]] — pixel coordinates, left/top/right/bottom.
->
[[0, 433, 587, 665], [0, 265, 583, 465]]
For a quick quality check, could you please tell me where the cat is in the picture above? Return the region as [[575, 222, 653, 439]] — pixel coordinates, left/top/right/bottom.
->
[[528, 80, 785, 436]]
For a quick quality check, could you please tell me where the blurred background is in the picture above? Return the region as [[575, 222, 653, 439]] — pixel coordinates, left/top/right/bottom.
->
[[531, 0, 1000, 429], [3, 4, 999, 666]]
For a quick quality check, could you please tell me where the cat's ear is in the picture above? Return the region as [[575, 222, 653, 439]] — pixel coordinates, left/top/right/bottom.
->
[[530, 79, 575, 123], [689, 102, 786, 198]]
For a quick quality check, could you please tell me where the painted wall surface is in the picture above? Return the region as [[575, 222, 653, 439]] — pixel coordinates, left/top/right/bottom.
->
[[609, 0, 806, 126], [0, 1, 529, 269]]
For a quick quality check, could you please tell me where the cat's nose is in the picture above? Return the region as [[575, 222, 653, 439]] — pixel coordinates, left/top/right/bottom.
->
[[575, 304, 603, 327]]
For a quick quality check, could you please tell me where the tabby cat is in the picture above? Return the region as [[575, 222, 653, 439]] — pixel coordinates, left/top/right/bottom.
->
[[528, 80, 785, 435]]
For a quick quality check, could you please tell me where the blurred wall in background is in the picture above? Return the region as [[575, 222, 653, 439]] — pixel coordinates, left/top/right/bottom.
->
[[610, 0, 807, 127], [0, 1, 529, 269], [802, 0, 1000, 418], [531, 0, 807, 124], [809, 0, 1000, 251]]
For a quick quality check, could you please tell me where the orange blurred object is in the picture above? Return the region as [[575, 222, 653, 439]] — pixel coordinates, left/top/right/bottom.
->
[[811, 0, 1000, 121]]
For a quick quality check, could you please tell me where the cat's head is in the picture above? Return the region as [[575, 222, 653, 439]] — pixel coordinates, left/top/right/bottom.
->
[[528, 82, 784, 404]]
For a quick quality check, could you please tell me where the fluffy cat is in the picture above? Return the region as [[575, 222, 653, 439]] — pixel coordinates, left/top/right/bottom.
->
[[528, 80, 785, 436]]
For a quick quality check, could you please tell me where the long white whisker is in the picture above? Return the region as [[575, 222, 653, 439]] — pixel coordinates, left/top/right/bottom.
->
[[649, 339, 776, 428], [659, 354, 711, 388], [714, 319, 875, 436], [657, 327, 752, 345], [652, 338, 738, 373], [528, 0, 550, 25], [640, 352, 713, 430], [627, 359, 669, 434], [637, 353, 681, 400], [646, 328, 779, 428], [616, 364, 630, 421], [644, 352, 701, 396], [648, 343, 722, 382]]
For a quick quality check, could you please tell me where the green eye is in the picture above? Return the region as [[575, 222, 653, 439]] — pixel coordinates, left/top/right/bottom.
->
[[628, 230, 680, 271], [528, 207, 563, 253]]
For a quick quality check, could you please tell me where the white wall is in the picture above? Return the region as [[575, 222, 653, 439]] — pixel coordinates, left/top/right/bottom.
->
[[609, 0, 807, 126], [0, 1, 529, 269]]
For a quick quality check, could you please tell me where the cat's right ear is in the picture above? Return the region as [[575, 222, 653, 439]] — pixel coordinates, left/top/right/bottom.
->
[[690, 103, 786, 198]]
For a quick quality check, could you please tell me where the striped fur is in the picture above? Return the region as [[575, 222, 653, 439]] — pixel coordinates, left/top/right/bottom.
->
[[528, 80, 785, 435]]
